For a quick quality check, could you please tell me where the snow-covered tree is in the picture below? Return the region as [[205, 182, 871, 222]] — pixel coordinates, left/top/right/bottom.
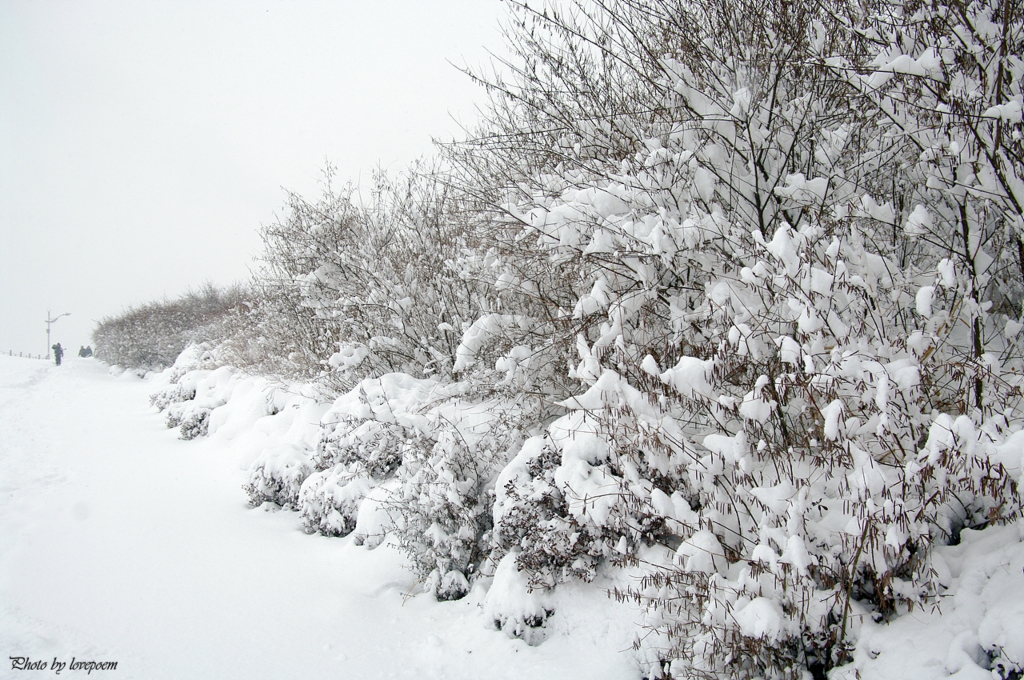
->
[[240, 162, 493, 389]]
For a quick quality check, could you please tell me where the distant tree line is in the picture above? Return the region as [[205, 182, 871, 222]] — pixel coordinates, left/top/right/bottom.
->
[[92, 283, 247, 371]]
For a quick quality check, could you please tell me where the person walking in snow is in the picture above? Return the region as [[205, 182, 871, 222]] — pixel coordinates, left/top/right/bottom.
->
[[52, 343, 64, 366]]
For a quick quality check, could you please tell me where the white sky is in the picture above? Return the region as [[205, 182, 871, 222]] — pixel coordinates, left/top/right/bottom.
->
[[0, 0, 509, 357]]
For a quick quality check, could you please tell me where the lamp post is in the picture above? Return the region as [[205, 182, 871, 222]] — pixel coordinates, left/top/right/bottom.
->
[[45, 310, 71, 360]]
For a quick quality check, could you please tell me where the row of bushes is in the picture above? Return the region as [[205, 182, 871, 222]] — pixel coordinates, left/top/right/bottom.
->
[[113, 0, 1024, 678]]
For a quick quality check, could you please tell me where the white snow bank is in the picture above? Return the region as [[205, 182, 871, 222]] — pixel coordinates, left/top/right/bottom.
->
[[484, 551, 555, 645], [835, 522, 1024, 680]]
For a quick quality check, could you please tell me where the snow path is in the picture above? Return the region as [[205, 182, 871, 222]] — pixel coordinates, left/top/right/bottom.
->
[[0, 357, 640, 679]]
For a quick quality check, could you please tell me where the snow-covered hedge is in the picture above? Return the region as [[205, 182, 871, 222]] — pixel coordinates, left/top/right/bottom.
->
[[439, 0, 1024, 676], [128, 0, 1024, 676], [94, 285, 245, 372], [150, 345, 222, 439], [240, 395, 328, 508]]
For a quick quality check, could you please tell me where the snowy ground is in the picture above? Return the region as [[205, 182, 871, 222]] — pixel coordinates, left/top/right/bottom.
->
[[3, 356, 1023, 680], [0, 357, 639, 680]]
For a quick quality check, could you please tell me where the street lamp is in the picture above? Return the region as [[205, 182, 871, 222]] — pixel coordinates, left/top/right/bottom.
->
[[46, 310, 71, 360]]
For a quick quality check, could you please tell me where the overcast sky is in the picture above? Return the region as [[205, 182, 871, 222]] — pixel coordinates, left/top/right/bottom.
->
[[0, 0, 509, 358]]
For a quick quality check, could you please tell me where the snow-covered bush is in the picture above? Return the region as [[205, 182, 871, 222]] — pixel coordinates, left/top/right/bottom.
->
[[493, 408, 674, 589], [160, 366, 247, 441], [484, 550, 555, 645], [150, 382, 196, 412], [351, 482, 397, 550], [298, 466, 374, 537], [386, 418, 498, 600], [239, 394, 330, 508], [165, 401, 213, 440], [445, 0, 1024, 675], [232, 162, 488, 392], [298, 416, 409, 536], [150, 347, 230, 439], [243, 443, 317, 508], [217, 277, 340, 382], [298, 374, 434, 536]]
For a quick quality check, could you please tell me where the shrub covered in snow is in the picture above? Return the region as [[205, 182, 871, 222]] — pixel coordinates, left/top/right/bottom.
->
[[386, 418, 499, 600], [297, 374, 435, 537], [493, 410, 670, 589], [298, 466, 374, 537], [297, 374, 535, 603], [484, 551, 555, 645], [239, 395, 330, 508], [440, 0, 1024, 676], [243, 443, 317, 508], [165, 401, 213, 440], [161, 367, 244, 441], [227, 162, 490, 391], [149, 346, 228, 439], [150, 382, 197, 412]]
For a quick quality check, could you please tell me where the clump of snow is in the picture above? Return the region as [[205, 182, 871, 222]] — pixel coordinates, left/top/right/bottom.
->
[[453, 314, 528, 372], [484, 551, 554, 646], [733, 597, 788, 642], [675, 530, 727, 574], [982, 99, 1023, 123], [937, 258, 956, 287], [904, 204, 932, 236], [660, 356, 715, 400], [327, 343, 369, 371], [774, 172, 831, 206], [916, 285, 935, 317], [822, 399, 843, 440]]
